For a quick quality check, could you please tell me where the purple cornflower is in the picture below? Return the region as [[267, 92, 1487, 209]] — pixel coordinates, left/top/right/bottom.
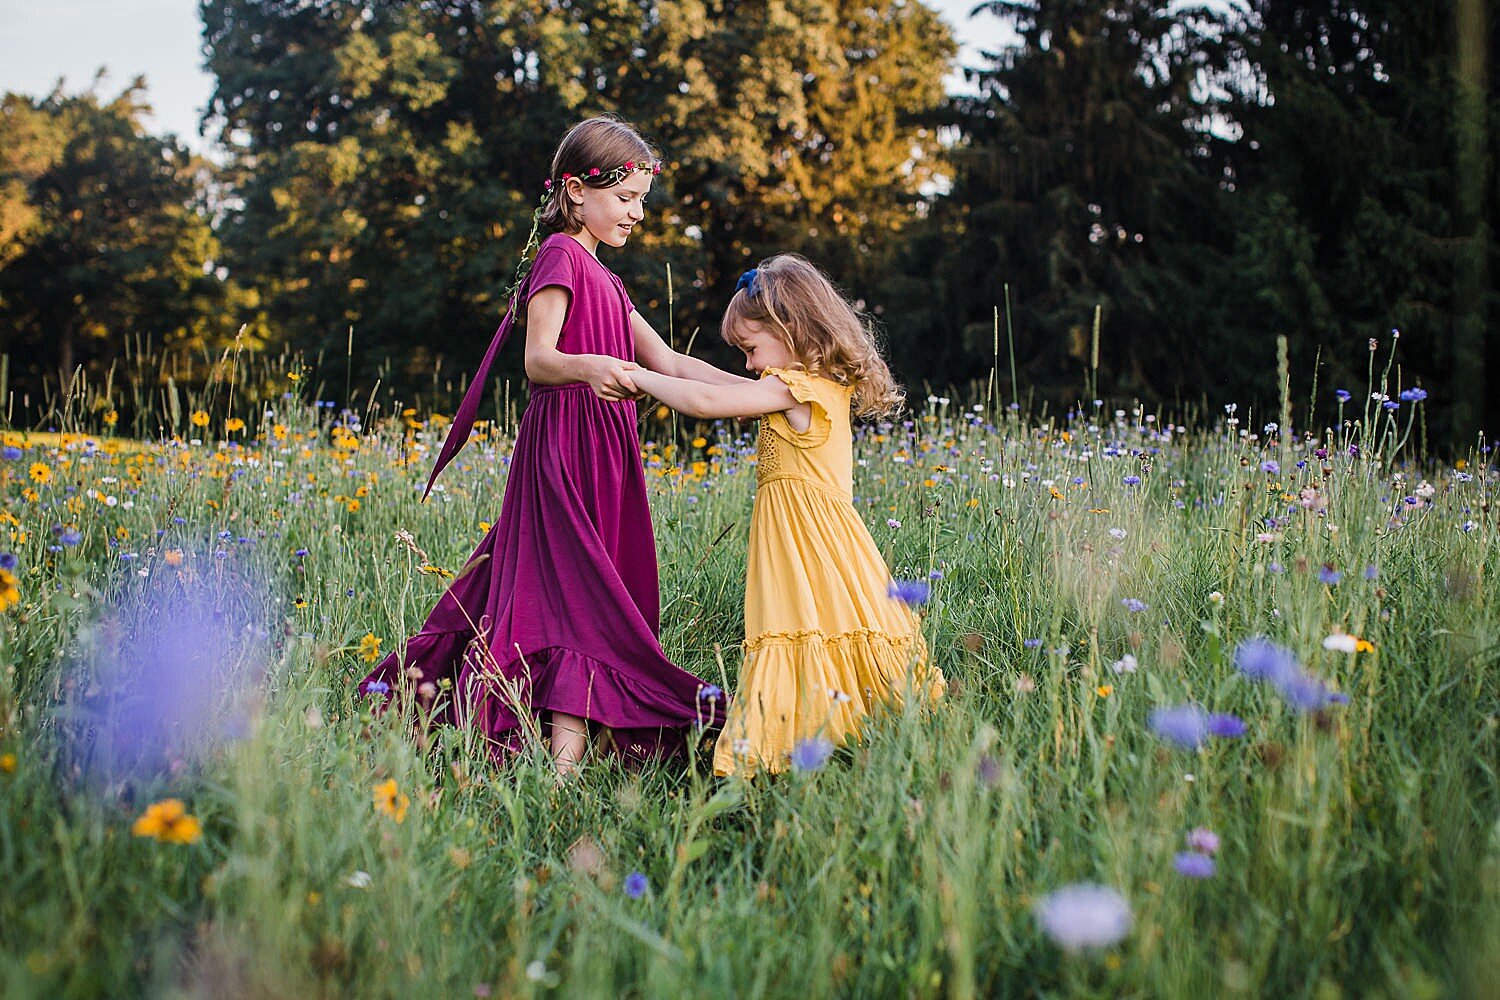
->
[[1261, 460, 1280, 475], [1173, 852, 1216, 878], [1121, 598, 1148, 613], [1023, 638, 1043, 649], [1123, 475, 1142, 486], [1233, 637, 1298, 685], [698, 684, 724, 702], [1334, 389, 1352, 403], [1318, 565, 1342, 586], [0, 552, 16, 571], [1033, 884, 1133, 951], [1206, 713, 1247, 738], [1399, 387, 1427, 403], [1186, 828, 1220, 855], [1149, 704, 1209, 749], [790, 737, 834, 772], [1275, 673, 1347, 712], [888, 580, 931, 606], [624, 872, 649, 899]]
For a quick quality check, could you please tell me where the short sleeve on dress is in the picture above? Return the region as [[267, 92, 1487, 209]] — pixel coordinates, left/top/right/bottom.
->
[[524, 241, 576, 304], [763, 368, 838, 448]]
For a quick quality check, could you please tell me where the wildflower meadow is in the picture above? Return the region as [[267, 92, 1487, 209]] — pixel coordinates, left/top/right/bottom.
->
[[0, 340, 1496, 998]]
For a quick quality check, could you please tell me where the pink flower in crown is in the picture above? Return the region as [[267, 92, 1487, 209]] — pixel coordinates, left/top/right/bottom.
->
[[561, 173, 572, 181], [624, 161, 635, 171], [651, 162, 662, 175], [588, 167, 600, 177], [543, 178, 553, 190]]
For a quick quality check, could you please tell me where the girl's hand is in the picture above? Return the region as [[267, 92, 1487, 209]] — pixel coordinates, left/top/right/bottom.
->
[[589, 358, 641, 401]]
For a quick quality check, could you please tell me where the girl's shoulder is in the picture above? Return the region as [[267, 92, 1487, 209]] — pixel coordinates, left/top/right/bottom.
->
[[765, 367, 852, 399]]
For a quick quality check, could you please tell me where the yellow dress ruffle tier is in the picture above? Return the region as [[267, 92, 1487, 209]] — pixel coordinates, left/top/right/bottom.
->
[[713, 368, 944, 777]]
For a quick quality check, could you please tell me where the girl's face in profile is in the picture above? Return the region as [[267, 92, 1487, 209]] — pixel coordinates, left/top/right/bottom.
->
[[726, 319, 795, 376], [568, 171, 652, 251]]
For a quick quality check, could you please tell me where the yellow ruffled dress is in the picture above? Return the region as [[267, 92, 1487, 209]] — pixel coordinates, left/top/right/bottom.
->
[[713, 368, 944, 776]]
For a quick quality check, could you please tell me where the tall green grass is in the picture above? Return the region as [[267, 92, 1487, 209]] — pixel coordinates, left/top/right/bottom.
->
[[0, 348, 1495, 997]]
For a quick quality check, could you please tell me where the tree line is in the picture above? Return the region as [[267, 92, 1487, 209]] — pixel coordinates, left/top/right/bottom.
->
[[1, 1, 1493, 444]]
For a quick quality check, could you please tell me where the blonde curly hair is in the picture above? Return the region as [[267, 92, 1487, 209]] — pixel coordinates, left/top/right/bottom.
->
[[721, 254, 904, 419]]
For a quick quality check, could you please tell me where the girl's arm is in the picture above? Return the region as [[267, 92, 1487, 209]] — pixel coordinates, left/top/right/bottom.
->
[[629, 311, 753, 386], [629, 369, 802, 422], [526, 287, 639, 399]]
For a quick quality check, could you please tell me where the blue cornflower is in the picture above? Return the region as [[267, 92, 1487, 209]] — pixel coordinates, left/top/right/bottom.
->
[[1123, 475, 1142, 486], [1149, 704, 1209, 749], [364, 680, 390, 696], [1173, 852, 1216, 878], [0, 445, 21, 461], [0, 553, 15, 570], [1121, 598, 1148, 614], [624, 872, 649, 899], [790, 737, 834, 772], [1034, 884, 1132, 952], [1261, 460, 1280, 475], [1399, 387, 1427, 403], [698, 684, 724, 702], [1318, 565, 1342, 586], [295, 548, 309, 558], [1382, 400, 1400, 411], [1334, 389, 1352, 403], [1233, 637, 1298, 685], [1364, 565, 1379, 580], [928, 569, 944, 581], [888, 580, 931, 606], [1206, 713, 1247, 738], [1275, 673, 1347, 712], [1023, 638, 1043, 649], [59, 527, 82, 547]]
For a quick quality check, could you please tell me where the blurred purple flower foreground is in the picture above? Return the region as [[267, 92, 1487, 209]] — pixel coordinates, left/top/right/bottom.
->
[[1034, 884, 1132, 951], [66, 566, 269, 780], [1233, 636, 1348, 713]]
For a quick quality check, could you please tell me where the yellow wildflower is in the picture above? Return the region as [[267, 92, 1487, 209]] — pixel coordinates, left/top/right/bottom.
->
[[0, 568, 20, 612], [358, 633, 382, 663], [287, 371, 301, 382], [0, 753, 15, 774], [1096, 685, 1113, 698], [132, 799, 203, 844], [225, 418, 246, 433], [345, 498, 360, 513], [103, 410, 118, 426], [272, 423, 288, 441], [691, 437, 707, 449], [28, 462, 51, 484], [373, 779, 410, 823]]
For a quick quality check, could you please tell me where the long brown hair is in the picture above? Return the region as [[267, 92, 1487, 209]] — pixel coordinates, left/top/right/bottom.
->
[[722, 255, 904, 418], [537, 117, 659, 234]]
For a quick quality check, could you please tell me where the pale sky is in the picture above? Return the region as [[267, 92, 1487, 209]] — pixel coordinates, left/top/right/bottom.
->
[[0, 1, 1009, 152]]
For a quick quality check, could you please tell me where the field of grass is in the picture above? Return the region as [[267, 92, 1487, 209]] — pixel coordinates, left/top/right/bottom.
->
[[0, 352, 1496, 997]]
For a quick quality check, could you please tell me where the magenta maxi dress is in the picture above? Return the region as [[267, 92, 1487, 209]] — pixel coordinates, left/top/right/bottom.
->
[[359, 233, 724, 762]]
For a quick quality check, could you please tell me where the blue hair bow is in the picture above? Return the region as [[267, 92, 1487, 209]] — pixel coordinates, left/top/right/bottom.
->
[[735, 268, 759, 297]]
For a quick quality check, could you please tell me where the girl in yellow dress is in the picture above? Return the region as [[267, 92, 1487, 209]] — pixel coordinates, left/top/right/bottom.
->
[[627, 254, 945, 775]]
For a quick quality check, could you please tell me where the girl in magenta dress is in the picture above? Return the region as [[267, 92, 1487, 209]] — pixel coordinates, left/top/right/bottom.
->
[[358, 118, 744, 772]]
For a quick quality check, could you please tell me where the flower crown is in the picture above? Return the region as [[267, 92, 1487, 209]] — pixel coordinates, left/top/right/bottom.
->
[[544, 158, 664, 193]]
